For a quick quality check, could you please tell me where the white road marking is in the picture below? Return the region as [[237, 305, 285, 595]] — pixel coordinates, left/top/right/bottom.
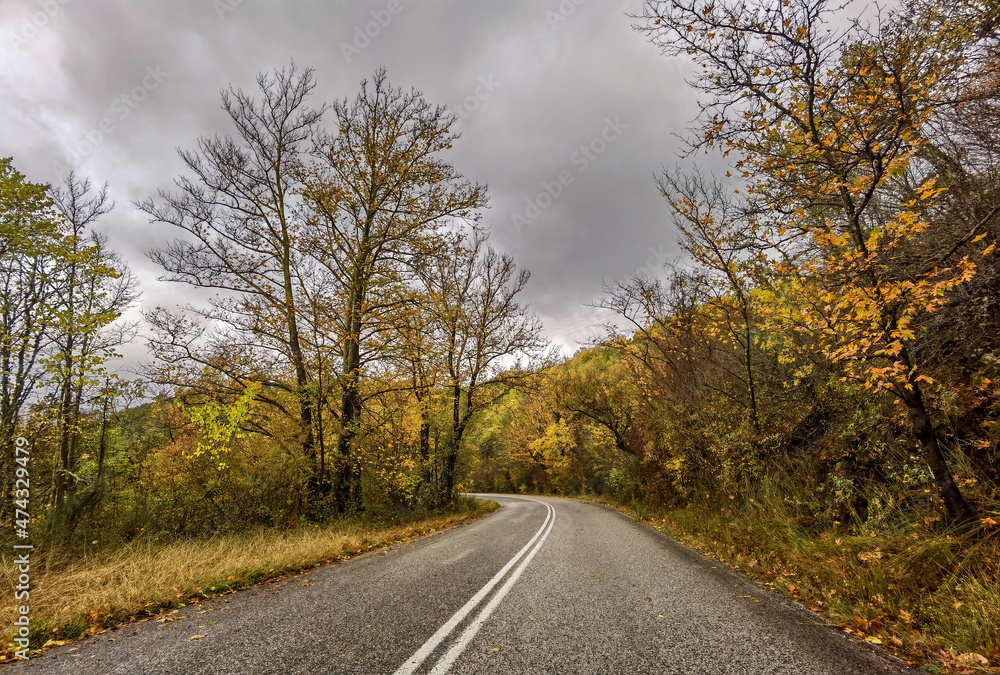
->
[[426, 502, 557, 674], [393, 498, 555, 675]]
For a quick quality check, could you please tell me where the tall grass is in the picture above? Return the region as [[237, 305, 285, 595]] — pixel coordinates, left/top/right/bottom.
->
[[0, 498, 498, 660]]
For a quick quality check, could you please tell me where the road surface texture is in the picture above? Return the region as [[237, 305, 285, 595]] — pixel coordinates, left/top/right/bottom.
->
[[10, 495, 911, 674]]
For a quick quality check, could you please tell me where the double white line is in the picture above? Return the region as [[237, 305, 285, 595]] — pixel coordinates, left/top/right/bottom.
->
[[394, 498, 556, 675]]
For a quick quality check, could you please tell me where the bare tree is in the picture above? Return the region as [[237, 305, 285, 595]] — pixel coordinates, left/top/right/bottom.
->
[[48, 174, 139, 530], [301, 69, 488, 508], [421, 234, 546, 502], [140, 65, 325, 467], [656, 169, 764, 432]]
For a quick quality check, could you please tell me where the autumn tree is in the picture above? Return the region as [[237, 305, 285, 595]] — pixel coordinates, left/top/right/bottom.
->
[[91, 377, 146, 491], [386, 293, 441, 465], [420, 234, 545, 502], [636, 0, 997, 521], [47, 174, 139, 531], [553, 347, 642, 458], [656, 169, 766, 432], [0, 158, 64, 517], [141, 65, 325, 470], [598, 270, 719, 412], [301, 69, 488, 508]]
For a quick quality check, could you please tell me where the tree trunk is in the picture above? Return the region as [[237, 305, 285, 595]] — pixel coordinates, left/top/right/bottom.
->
[[316, 382, 326, 489], [96, 392, 109, 485], [741, 305, 761, 435], [54, 371, 74, 515], [286, 306, 314, 462], [53, 235, 82, 526], [900, 348, 976, 523], [337, 315, 362, 511], [419, 415, 431, 463], [904, 386, 977, 524], [417, 389, 430, 462], [441, 384, 463, 504], [0, 431, 12, 521], [279, 197, 314, 468]]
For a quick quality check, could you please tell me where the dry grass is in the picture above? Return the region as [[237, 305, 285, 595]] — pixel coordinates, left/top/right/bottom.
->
[[0, 499, 499, 660]]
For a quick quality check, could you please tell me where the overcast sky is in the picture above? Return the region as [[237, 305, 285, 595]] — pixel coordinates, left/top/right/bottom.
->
[[0, 0, 727, 367]]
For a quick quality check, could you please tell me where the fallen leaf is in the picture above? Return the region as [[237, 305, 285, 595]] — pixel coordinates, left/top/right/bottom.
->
[[857, 550, 883, 563], [188, 635, 206, 641], [898, 610, 912, 624], [955, 653, 989, 668], [529, 617, 537, 621], [491, 647, 500, 652], [866, 636, 883, 644]]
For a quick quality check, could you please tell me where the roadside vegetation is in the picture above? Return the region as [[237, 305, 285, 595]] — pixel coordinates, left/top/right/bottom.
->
[[0, 498, 496, 661], [0, 68, 540, 657], [585, 488, 999, 672], [457, 1, 1000, 671]]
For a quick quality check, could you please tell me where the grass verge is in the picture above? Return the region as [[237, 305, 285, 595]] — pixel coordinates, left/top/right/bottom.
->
[[578, 494, 1000, 674], [0, 498, 499, 662]]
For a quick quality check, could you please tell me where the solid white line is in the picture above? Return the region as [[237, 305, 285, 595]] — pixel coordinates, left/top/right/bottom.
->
[[393, 499, 554, 675], [426, 501, 557, 674]]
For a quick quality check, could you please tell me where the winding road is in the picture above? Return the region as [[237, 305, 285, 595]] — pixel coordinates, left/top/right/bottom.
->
[[11, 495, 911, 674]]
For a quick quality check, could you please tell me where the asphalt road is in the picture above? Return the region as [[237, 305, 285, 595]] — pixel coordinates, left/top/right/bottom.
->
[[9, 495, 912, 674]]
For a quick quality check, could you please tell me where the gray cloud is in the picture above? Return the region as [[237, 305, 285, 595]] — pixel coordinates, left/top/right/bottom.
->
[[0, 0, 726, 361]]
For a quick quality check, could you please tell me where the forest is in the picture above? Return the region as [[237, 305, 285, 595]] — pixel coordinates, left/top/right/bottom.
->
[[1, 0, 999, 669]]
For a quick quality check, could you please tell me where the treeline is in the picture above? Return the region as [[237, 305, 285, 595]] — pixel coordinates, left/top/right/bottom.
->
[[0, 161, 139, 539], [465, 0, 1000, 528], [139, 67, 544, 519], [0, 68, 544, 547]]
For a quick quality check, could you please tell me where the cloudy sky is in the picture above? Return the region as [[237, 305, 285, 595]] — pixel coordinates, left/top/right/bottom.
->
[[0, 0, 725, 365]]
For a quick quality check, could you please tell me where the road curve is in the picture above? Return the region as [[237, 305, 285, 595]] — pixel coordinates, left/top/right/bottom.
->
[[9, 495, 911, 674]]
